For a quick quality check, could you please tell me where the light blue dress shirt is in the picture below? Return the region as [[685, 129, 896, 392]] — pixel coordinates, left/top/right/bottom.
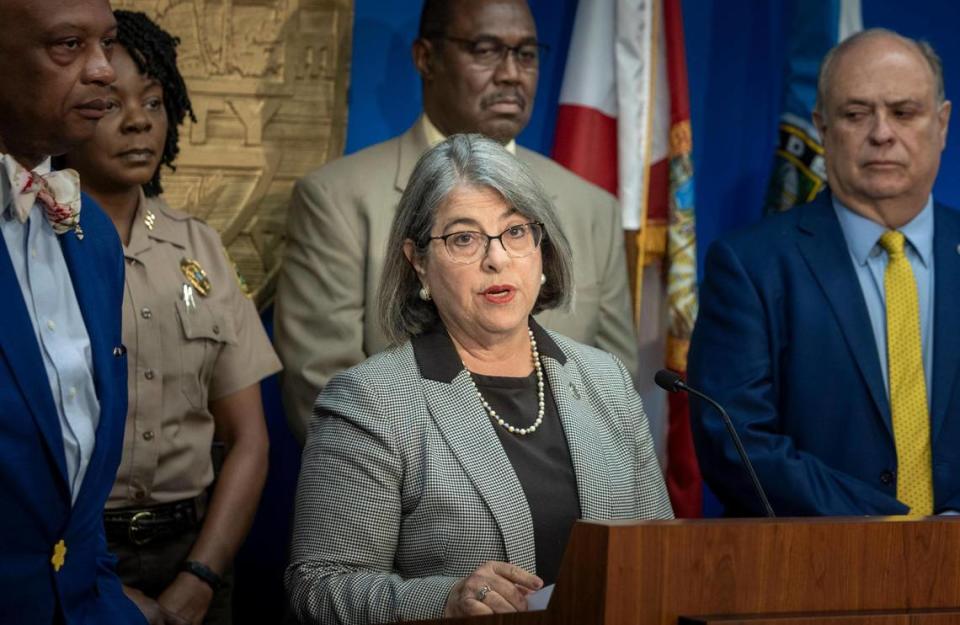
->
[[833, 196, 934, 404], [0, 156, 99, 503]]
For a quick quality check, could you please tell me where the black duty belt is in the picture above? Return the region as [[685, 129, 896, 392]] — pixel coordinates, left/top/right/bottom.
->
[[104, 496, 205, 547]]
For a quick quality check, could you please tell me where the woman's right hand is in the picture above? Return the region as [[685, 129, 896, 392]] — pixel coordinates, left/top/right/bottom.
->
[[123, 585, 189, 625], [443, 561, 544, 617]]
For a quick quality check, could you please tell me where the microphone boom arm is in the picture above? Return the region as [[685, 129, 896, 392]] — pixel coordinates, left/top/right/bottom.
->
[[682, 383, 776, 518], [654, 369, 775, 518]]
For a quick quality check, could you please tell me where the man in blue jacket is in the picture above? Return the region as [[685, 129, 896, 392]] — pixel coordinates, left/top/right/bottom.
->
[[689, 29, 957, 517], [0, 0, 152, 622]]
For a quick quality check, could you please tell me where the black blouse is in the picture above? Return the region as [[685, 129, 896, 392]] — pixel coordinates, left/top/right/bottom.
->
[[470, 369, 582, 586]]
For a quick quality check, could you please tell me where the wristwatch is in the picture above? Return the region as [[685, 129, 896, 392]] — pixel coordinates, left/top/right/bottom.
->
[[180, 559, 223, 591]]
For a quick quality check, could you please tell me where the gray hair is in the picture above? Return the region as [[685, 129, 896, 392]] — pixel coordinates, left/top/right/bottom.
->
[[378, 133, 574, 345], [815, 28, 946, 118]]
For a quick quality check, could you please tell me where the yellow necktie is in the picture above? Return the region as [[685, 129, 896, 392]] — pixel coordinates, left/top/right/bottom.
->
[[879, 231, 933, 515]]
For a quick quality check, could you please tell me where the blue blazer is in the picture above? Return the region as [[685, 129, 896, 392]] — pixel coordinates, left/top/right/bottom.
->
[[689, 192, 960, 516], [0, 194, 145, 623]]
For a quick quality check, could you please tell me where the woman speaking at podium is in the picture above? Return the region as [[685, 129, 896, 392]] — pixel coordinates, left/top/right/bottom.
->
[[286, 135, 673, 625]]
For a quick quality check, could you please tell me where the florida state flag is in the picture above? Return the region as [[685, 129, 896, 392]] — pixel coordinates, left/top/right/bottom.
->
[[553, 0, 701, 517]]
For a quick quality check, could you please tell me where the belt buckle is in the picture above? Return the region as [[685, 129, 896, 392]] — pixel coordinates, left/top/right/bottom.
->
[[129, 510, 155, 546]]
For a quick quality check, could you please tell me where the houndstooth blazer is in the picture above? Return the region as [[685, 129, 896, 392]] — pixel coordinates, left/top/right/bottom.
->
[[285, 322, 673, 625]]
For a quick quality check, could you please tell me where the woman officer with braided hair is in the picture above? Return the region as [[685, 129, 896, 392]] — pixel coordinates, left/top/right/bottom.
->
[[61, 11, 280, 625]]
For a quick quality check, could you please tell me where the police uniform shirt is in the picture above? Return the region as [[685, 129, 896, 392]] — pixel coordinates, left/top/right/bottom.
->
[[108, 192, 281, 508]]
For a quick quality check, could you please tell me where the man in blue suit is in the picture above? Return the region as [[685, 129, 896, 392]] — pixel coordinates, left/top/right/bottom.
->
[[0, 0, 152, 622], [689, 29, 957, 517]]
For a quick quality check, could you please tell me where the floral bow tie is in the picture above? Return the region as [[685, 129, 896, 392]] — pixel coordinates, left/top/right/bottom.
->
[[2, 155, 83, 239]]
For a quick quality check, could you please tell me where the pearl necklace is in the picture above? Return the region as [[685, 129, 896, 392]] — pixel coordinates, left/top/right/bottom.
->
[[464, 328, 545, 436]]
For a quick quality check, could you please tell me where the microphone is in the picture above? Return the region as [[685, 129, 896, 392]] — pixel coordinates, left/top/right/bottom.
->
[[655, 369, 775, 518]]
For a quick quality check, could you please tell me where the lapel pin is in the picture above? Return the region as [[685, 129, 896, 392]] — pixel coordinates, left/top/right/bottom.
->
[[144, 209, 156, 231], [51, 539, 67, 572]]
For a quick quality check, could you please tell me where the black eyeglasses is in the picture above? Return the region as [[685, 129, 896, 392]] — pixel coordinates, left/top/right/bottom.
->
[[427, 222, 545, 264], [438, 36, 548, 70]]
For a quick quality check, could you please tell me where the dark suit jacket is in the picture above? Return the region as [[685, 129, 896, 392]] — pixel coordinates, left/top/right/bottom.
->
[[688, 192, 960, 516], [0, 193, 144, 623]]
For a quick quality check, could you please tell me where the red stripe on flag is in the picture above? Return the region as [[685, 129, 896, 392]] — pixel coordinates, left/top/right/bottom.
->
[[646, 158, 669, 222], [552, 104, 618, 195], [664, 0, 691, 125], [665, 370, 702, 517]]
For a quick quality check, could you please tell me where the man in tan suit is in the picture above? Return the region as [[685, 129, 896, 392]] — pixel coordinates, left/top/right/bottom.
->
[[275, 0, 638, 443]]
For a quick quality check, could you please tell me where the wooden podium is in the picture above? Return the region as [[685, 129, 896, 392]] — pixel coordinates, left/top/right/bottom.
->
[[398, 517, 960, 625]]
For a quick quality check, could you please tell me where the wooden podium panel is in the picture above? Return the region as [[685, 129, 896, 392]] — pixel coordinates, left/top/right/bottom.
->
[[680, 608, 960, 624], [552, 517, 960, 625], [396, 517, 960, 625]]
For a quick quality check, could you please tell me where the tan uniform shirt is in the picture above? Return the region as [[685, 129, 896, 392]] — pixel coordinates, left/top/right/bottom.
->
[[108, 193, 281, 508]]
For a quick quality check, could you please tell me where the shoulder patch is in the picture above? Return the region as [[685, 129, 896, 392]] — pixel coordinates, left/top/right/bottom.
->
[[222, 246, 252, 297]]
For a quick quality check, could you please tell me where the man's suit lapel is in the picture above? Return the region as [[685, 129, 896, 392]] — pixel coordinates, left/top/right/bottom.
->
[[421, 372, 536, 572], [0, 226, 71, 489], [514, 147, 562, 203], [540, 355, 613, 519], [796, 196, 892, 434], [931, 203, 960, 441], [394, 119, 432, 195]]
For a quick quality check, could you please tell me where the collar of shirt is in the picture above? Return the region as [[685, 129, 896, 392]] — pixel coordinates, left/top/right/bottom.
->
[[420, 113, 517, 155], [0, 153, 53, 221], [832, 194, 934, 268], [125, 190, 188, 258], [412, 317, 565, 384]]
